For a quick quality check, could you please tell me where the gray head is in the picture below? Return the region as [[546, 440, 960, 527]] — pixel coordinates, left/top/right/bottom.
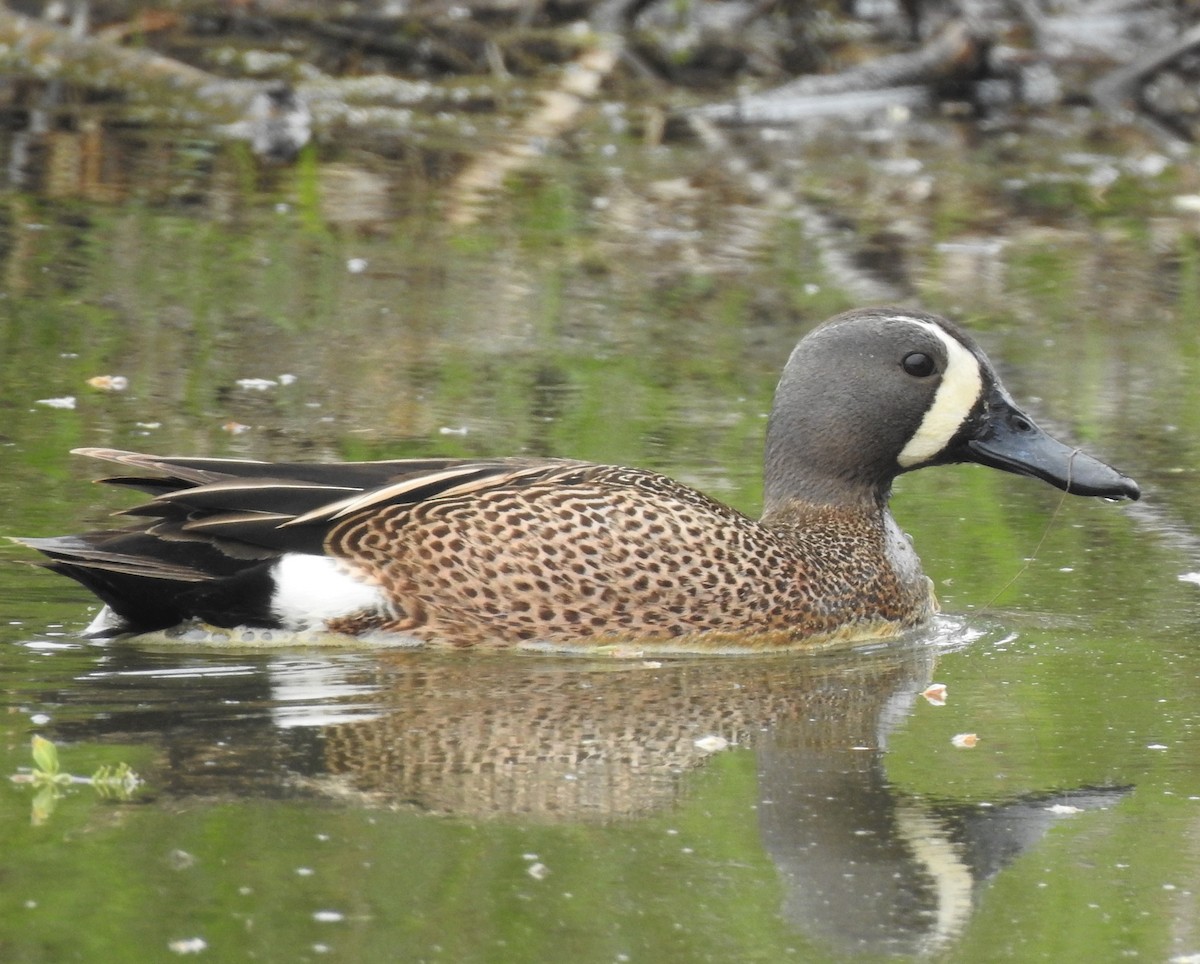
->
[[762, 307, 1140, 513]]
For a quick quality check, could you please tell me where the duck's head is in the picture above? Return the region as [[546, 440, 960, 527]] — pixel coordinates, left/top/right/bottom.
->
[[763, 307, 1141, 512]]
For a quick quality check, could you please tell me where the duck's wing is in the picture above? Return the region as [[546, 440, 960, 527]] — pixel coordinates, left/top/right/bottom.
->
[[66, 448, 589, 554]]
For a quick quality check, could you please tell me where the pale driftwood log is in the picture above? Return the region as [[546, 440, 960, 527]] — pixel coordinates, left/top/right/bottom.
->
[[690, 21, 982, 124], [693, 85, 932, 124], [0, 8, 435, 149], [771, 20, 981, 95], [445, 43, 621, 225], [0, 8, 252, 120], [0, 5, 321, 158]]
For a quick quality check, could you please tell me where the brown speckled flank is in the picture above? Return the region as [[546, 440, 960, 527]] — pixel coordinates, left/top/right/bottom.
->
[[16, 308, 1140, 649], [323, 462, 935, 648]]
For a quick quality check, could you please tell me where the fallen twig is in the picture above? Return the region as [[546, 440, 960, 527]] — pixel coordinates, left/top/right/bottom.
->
[[1091, 21, 1200, 148], [1092, 22, 1200, 106]]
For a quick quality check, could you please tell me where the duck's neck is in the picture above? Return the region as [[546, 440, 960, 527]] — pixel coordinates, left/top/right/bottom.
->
[[761, 450, 891, 524], [760, 482, 887, 525], [761, 394, 894, 519], [759, 491, 885, 528]]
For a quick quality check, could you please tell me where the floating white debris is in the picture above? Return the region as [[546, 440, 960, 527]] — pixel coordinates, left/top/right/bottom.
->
[[236, 378, 277, 391], [1171, 195, 1200, 214], [346, 258, 368, 274], [35, 396, 75, 409], [167, 849, 196, 870], [278, 373, 298, 386], [168, 937, 207, 954], [951, 733, 978, 748], [1045, 804, 1083, 815], [647, 177, 702, 201], [438, 425, 469, 436], [922, 683, 947, 706], [1179, 572, 1200, 587], [313, 910, 344, 923], [86, 375, 129, 391], [694, 735, 729, 753], [1131, 153, 1168, 177], [1148, 743, 1168, 751], [877, 157, 923, 176], [526, 862, 550, 881]]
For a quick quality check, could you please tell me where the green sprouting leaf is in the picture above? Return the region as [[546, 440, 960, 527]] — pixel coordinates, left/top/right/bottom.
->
[[31, 735, 59, 776], [91, 763, 141, 800], [16, 738, 144, 823], [31, 784, 58, 826]]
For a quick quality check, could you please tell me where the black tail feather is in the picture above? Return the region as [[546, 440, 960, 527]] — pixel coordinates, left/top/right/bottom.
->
[[13, 530, 281, 635]]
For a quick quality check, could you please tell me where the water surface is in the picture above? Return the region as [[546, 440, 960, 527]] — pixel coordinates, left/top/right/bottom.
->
[[0, 100, 1198, 963]]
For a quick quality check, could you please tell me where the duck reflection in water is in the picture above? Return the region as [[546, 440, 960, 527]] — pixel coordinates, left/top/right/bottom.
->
[[59, 630, 1129, 956], [312, 641, 1126, 955]]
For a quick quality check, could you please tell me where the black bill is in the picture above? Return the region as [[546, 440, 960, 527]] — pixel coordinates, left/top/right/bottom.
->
[[959, 389, 1140, 501]]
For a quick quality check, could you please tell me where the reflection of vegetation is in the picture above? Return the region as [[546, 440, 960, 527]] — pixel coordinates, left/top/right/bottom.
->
[[1176, 232, 1200, 321], [10, 736, 142, 825]]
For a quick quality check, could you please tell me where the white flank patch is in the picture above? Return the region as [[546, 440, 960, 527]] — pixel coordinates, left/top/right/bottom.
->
[[270, 554, 385, 630], [84, 605, 125, 636], [897, 319, 984, 468]]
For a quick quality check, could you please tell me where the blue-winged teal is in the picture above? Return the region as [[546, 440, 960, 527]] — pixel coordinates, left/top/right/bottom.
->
[[18, 308, 1139, 650]]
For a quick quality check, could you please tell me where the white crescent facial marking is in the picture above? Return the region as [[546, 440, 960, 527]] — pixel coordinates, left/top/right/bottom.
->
[[896, 319, 984, 468], [270, 554, 385, 630]]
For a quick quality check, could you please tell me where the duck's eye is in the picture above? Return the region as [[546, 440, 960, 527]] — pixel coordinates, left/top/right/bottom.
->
[[902, 352, 936, 377]]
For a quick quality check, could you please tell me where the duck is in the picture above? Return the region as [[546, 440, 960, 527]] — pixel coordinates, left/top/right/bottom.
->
[[17, 307, 1140, 650]]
